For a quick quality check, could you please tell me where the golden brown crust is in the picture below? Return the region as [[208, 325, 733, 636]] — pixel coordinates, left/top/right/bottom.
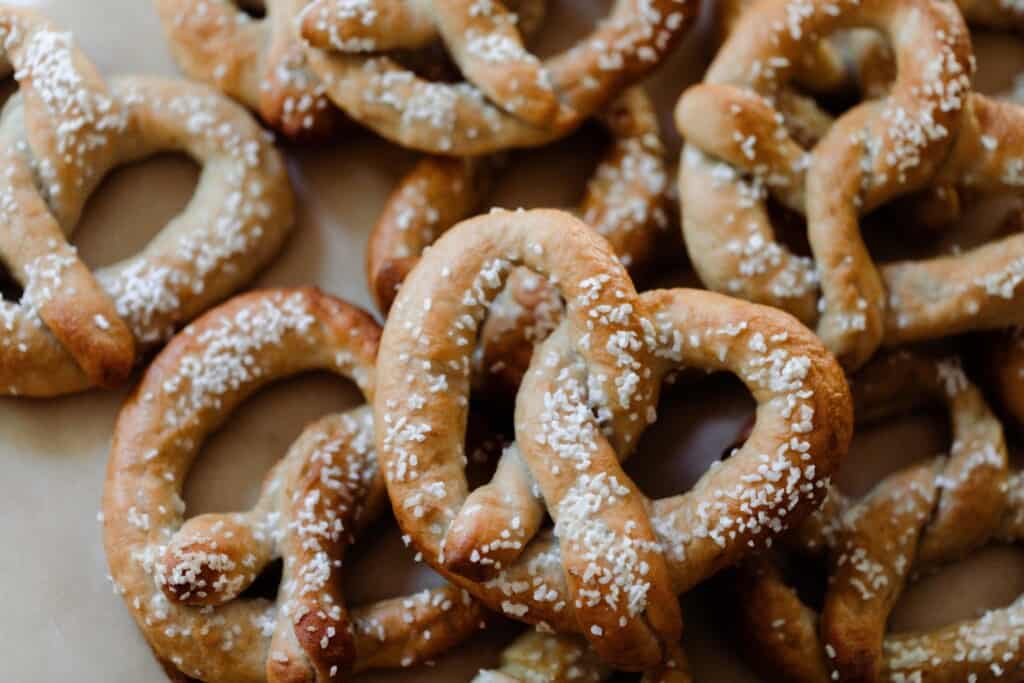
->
[[678, 0, 1024, 371], [0, 10, 294, 397], [732, 351, 1024, 683], [154, 0, 342, 139], [374, 208, 853, 675], [301, 0, 697, 154], [104, 288, 480, 682]]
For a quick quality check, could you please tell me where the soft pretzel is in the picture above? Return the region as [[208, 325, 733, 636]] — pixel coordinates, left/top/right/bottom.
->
[[678, 0, 1024, 370], [367, 86, 668, 391], [731, 351, 1024, 683], [300, 0, 696, 154], [0, 9, 294, 397], [104, 288, 482, 682], [154, 0, 342, 138], [374, 208, 852, 675]]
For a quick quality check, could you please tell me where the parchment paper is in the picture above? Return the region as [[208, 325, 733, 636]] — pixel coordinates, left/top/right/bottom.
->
[[0, 1, 1021, 681]]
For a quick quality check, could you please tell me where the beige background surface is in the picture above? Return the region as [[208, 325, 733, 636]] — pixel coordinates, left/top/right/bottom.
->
[[0, 1, 1022, 681]]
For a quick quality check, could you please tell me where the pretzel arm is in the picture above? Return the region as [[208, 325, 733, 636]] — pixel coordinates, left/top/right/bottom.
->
[[299, 0, 439, 52], [429, 0, 558, 126], [820, 462, 940, 683]]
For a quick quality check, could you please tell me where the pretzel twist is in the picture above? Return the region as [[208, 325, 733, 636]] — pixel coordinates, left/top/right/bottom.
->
[[300, 0, 696, 154], [104, 288, 481, 683], [155, 0, 342, 138], [678, 0, 1024, 370], [732, 351, 1024, 683], [374, 208, 852, 676], [0, 9, 294, 397], [367, 86, 669, 391]]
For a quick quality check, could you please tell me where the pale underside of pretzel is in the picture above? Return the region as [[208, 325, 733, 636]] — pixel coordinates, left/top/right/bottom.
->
[[104, 288, 482, 683], [300, 0, 696, 154], [154, 0, 342, 138], [678, 0, 1024, 371], [732, 351, 1024, 683], [374, 208, 852, 675], [0, 9, 294, 397], [366, 86, 668, 391]]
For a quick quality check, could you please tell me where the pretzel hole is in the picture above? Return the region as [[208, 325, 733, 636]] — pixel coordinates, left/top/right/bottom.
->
[[0, 262, 22, 302], [182, 372, 363, 515], [625, 374, 755, 500], [238, 557, 283, 601], [865, 189, 1018, 264], [764, 197, 813, 259], [232, 0, 266, 20], [488, 121, 606, 209], [888, 544, 1024, 633], [526, 0, 607, 60], [972, 31, 1024, 96], [73, 153, 200, 269], [346, 515, 451, 604], [834, 408, 950, 500]]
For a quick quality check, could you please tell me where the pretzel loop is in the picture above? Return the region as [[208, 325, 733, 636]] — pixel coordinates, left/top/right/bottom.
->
[[104, 288, 481, 682], [732, 352, 1024, 683], [375, 209, 852, 675], [300, 0, 696, 154]]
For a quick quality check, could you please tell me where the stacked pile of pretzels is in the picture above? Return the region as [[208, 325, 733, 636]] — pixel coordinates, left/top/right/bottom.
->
[[0, 0, 1019, 680]]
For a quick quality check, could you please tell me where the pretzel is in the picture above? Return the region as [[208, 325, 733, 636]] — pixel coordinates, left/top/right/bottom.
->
[[374, 208, 853, 675], [0, 9, 293, 397], [367, 86, 668, 391], [677, 0, 1024, 370], [731, 351, 1024, 683], [154, 0, 342, 138], [103, 288, 482, 682], [300, 0, 696, 154]]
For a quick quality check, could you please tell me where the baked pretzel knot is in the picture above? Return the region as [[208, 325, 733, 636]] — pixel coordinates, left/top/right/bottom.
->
[[732, 351, 1024, 683], [300, 0, 696, 154], [678, 0, 1024, 370], [155, 0, 341, 138], [367, 86, 668, 391], [0, 8, 293, 397], [374, 208, 852, 677], [104, 288, 481, 683]]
